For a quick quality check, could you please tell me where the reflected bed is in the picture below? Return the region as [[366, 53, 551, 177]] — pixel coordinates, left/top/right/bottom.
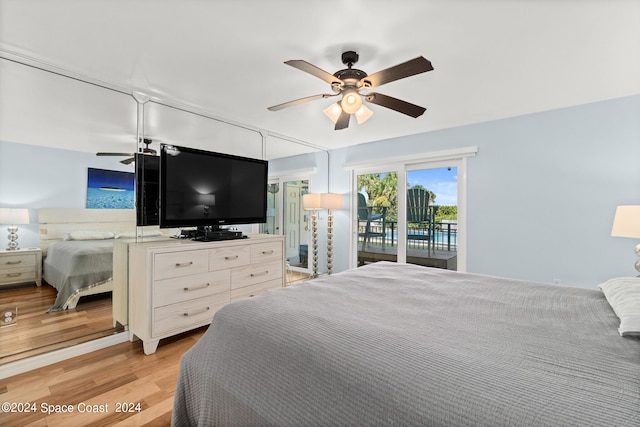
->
[[38, 208, 135, 312], [43, 238, 115, 311]]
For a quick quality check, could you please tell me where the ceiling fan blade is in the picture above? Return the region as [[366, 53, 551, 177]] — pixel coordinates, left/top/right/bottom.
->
[[334, 109, 351, 130], [363, 56, 433, 88], [365, 92, 426, 118], [96, 152, 134, 157], [284, 60, 343, 86], [268, 93, 337, 111], [120, 157, 135, 165]]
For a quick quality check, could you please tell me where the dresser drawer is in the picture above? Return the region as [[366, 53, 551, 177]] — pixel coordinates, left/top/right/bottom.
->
[[0, 267, 36, 286], [153, 270, 231, 308], [230, 278, 283, 301], [231, 260, 283, 289], [153, 293, 229, 337], [154, 249, 209, 280], [250, 242, 283, 263], [209, 245, 250, 271], [0, 253, 36, 270]]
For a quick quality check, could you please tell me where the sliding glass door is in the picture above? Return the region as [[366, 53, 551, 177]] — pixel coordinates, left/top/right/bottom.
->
[[350, 149, 473, 271], [260, 178, 311, 274], [406, 165, 458, 271], [262, 182, 280, 235], [356, 170, 398, 265], [283, 181, 308, 270]]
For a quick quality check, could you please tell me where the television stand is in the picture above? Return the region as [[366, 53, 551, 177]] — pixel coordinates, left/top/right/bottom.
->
[[194, 229, 246, 242]]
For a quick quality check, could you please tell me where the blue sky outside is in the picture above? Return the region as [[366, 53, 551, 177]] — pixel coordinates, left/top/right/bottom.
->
[[408, 167, 458, 206]]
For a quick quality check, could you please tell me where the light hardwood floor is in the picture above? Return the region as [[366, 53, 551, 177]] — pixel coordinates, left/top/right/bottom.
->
[[1, 325, 206, 426], [1, 273, 311, 425], [0, 283, 119, 365]]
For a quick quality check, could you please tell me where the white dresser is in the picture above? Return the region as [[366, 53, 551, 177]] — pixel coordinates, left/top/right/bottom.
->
[[128, 234, 285, 354]]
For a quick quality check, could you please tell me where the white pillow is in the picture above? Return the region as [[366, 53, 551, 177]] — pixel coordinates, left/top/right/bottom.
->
[[599, 277, 640, 337], [116, 230, 163, 238], [64, 230, 115, 241]]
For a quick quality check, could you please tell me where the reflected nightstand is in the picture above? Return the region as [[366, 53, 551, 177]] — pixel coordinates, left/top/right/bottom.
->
[[0, 248, 42, 287]]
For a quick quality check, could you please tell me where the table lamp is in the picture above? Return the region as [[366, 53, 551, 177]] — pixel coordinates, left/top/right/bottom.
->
[[320, 193, 343, 275], [611, 205, 640, 272]]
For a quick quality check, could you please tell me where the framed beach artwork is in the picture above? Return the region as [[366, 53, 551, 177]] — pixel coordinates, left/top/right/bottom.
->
[[86, 168, 135, 209]]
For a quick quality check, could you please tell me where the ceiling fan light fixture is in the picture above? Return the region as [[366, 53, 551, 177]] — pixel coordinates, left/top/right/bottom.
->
[[355, 104, 374, 124], [323, 102, 343, 124], [270, 52, 433, 130], [340, 89, 362, 114]]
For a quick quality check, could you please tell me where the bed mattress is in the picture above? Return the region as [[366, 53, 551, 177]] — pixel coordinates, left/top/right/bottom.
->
[[173, 262, 640, 426]]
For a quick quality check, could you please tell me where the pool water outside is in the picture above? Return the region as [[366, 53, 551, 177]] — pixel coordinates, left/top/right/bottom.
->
[[386, 230, 457, 245]]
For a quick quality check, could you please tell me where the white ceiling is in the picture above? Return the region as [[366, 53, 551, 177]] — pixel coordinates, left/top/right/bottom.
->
[[1, 0, 639, 154]]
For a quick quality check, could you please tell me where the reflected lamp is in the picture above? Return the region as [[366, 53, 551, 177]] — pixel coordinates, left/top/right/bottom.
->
[[302, 193, 322, 278], [0, 208, 30, 250]]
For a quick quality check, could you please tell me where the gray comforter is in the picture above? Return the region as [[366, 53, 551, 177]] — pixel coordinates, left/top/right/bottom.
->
[[43, 239, 114, 311], [172, 262, 640, 426]]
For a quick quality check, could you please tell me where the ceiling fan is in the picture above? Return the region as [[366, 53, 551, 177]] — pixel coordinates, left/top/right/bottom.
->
[[96, 138, 157, 165], [267, 51, 434, 130]]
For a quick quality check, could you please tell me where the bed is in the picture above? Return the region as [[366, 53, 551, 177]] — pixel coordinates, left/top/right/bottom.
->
[[172, 261, 640, 426], [39, 208, 136, 311]]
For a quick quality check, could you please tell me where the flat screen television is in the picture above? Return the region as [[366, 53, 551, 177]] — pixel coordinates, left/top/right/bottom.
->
[[135, 154, 159, 226], [159, 144, 268, 234]]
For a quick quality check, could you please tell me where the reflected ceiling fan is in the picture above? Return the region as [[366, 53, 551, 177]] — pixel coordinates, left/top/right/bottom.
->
[[267, 51, 434, 130], [96, 138, 157, 165]]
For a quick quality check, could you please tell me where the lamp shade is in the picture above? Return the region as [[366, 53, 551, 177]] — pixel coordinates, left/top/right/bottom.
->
[[320, 193, 343, 210], [354, 105, 374, 124], [0, 208, 29, 225], [302, 193, 322, 210], [323, 103, 342, 124], [611, 205, 640, 238], [340, 89, 363, 114]]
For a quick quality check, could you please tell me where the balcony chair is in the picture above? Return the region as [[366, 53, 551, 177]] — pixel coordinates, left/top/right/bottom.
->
[[358, 192, 388, 251], [407, 188, 435, 255]]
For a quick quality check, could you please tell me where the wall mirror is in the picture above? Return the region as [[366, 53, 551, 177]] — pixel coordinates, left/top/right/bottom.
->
[[0, 56, 327, 366], [0, 57, 137, 365]]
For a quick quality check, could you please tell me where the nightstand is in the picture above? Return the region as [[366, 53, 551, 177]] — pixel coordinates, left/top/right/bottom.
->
[[0, 248, 42, 287]]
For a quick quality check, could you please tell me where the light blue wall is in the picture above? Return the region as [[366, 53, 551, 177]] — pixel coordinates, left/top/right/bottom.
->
[[0, 140, 135, 248], [3, 95, 638, 288], [328, 95, 640, 289]]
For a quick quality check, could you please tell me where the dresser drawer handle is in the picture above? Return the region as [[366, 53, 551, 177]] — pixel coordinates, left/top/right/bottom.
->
[[7, 273, 22, 277], [250, 270, 269, 277], [261, 250, 274, 255], [224, 255, 239, 260], [183, 283, 210, 292], [183, 307, 210, 317], [5, 260, 22, 265], [175, 261, 194, 268]]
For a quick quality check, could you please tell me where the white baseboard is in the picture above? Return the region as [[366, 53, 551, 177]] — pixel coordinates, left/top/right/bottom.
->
[[0, 332, 129, 379]]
